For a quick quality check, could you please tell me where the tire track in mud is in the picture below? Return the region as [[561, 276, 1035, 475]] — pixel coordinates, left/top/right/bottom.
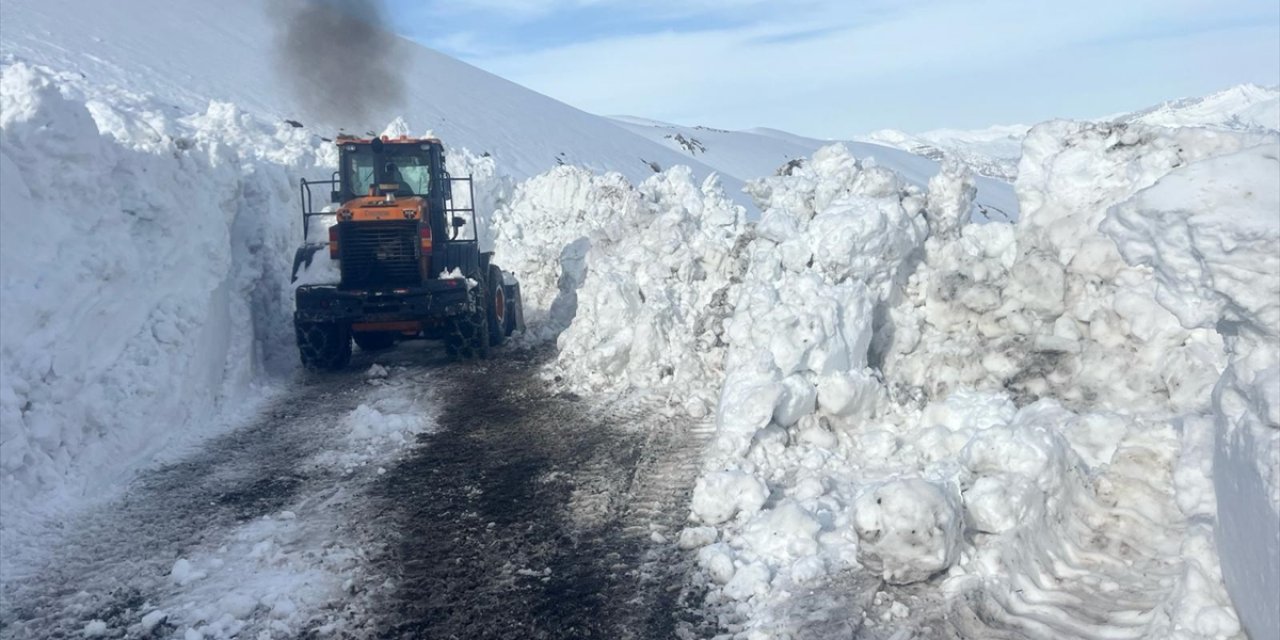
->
[[356, 347, 714, 639]]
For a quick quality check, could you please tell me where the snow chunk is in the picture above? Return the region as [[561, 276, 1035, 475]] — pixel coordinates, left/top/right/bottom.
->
[[740, 500, 821, 561], [292, 243, 340, 286], [962, 474, 1036, 534], [691, 470, 769, 525], [170, 558, 206, 586], [697, 543, 736, 585], [816, 369, 882, 418], [438, 268, 477, 289], [140, 610, 168, 633], [724, 561, 772, 601], [678, 526, 718, 550], [380, 116, 412, 138], [853, 479, 963, 585]]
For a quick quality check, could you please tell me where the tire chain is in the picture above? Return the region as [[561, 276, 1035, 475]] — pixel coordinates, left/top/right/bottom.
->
[[296, 322, 351, 369], [444, 312, 487, 360]]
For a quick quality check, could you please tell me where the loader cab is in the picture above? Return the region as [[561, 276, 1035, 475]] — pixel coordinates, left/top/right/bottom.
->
[[334, 137, 448, 203]]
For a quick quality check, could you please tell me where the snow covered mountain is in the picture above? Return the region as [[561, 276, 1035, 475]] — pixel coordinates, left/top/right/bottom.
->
[[1122, 83, 1280, 131], [861, 84, 1280, 181], [0, 0, 734, 191], [860, 124, 1030, 181], [610, 117, 1020, 221]]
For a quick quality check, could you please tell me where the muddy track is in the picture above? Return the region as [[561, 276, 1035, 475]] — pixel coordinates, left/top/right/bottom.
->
[[0, 351, 387, 639], [2, 343, 714, 639], [357, 346, 713, 639]]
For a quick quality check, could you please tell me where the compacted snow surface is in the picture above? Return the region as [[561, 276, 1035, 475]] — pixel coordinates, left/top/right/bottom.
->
[[2, 1, 1279, 638]]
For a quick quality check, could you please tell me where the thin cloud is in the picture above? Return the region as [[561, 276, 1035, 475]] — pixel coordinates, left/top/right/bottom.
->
[[391, 0, 1280, 134]]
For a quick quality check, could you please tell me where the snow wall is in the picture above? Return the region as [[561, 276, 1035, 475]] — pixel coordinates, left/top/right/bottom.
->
[[498, 125, 1280, 638], [0, 62, 313, 537]]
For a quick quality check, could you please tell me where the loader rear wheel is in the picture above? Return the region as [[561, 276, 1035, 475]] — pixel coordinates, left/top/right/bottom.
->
[[445, 278, 490, 361], [487, 264, 506, 347], [296, 322, 352, 370], [353, 331, 396, 352]]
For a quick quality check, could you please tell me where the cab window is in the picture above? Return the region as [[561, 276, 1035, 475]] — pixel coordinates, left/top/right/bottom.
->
[[347, 154, 376, 197], [343, 145, 433, 198], [384, 154, 430, 196]]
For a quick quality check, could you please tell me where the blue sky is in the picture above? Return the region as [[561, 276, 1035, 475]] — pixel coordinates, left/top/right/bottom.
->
[[386, 0, 1280, 138]]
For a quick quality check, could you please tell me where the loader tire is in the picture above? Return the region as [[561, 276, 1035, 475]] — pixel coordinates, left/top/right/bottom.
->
[[445, 279, 490, 361], [486, 264, 507, 347], [296, 322, 352, 370], [504, 282, 523, 337], [353, 331, 396, 352]]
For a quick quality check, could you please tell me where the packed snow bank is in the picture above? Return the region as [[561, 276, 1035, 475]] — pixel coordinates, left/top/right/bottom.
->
[[0, 62, 319, 555], [552, 167, 746, 402], [1102, 144, 1280, 639], [492, 167, 647, 339], [540, 122, 1277, 637], [493, 163, 748, 413]]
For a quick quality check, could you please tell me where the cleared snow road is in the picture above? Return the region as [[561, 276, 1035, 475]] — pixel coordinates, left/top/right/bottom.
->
[[354, 347, 714, 639], [0, 345, 711, 639]]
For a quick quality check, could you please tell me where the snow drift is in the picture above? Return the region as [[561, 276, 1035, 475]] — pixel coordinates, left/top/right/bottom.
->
[[531, 122, 1279, 638]]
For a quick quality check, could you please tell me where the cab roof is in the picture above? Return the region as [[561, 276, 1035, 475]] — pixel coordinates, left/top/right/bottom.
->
[[334, 134, 443, 146]]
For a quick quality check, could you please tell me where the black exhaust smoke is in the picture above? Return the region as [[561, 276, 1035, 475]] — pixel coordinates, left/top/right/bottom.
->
[[270, 0, 406, 127]]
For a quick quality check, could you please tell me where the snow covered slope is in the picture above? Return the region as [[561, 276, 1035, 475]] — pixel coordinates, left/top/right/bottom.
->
[[1122, 83, 1280, 132], [861, 124, 1029, 181], [610, 117, 1020, 222], [0, 0, 738, 192], [862, 84, 1280, 181]]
